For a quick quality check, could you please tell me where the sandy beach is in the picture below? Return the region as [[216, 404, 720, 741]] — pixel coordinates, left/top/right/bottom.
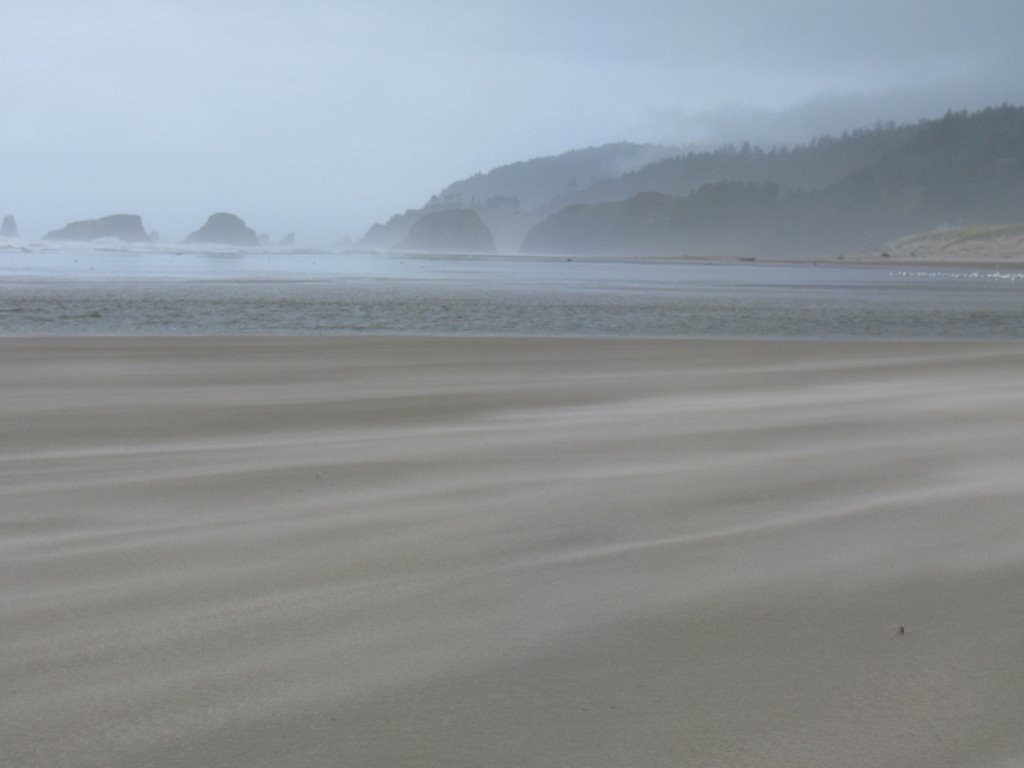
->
[[3, 336, 1024, 767]]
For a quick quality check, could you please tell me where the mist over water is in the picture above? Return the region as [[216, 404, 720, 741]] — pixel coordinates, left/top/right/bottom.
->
[[1, 250, 1021, 339]]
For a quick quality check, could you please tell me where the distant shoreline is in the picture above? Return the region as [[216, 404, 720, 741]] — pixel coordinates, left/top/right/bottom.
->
[[3, 236, 1022, 272]]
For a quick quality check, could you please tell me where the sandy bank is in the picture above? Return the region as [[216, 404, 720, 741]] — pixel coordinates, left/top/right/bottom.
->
[[3, 336, 1024, 767]]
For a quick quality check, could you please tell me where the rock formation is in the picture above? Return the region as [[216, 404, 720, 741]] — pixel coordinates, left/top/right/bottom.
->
[[396, 208, 495, 253], [279, 232, 295, 246], [1, 214, 18, 238], [44, 214, 150, 242], [184, 213, 259, 246], [356, 209, 424, 251]]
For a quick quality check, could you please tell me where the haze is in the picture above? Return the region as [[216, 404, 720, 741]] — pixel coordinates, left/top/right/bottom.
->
[[5, 0, 1023, 245]]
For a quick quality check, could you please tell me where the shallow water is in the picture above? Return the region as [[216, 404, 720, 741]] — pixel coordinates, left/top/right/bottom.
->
[[1, 249, 1022, 338]]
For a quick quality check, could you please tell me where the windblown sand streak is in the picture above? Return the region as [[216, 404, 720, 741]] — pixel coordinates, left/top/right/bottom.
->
[[2, 337, 1024, 767]]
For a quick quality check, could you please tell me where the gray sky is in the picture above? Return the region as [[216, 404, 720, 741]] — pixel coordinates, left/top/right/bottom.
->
[[5, 0, 1024, 244]]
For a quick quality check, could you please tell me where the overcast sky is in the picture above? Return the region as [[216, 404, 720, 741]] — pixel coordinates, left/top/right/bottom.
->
[[5, 0, 1024, 244]]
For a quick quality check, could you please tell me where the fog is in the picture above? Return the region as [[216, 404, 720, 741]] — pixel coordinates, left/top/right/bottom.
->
[[4, 0, 1023, 245]]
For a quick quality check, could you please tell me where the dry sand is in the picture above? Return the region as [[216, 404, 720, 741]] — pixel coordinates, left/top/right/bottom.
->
[[3, 336, 1024, 767], [838, 226, 1024, 268]]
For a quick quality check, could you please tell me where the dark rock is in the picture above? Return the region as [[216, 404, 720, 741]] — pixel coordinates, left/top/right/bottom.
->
[[1, 214, 17, 238], [397, 208, 495, 253], [184, 213, 259, 246], [44, 214, 150, 242]]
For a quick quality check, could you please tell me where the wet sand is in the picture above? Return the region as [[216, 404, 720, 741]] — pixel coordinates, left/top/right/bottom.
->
[[3, 336, 1024, 767]]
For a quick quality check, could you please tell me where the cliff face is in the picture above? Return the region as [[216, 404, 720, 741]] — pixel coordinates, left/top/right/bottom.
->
[[184, 213, 259, 246], [44, 214, 150, 242], [396, 209, 496, 253]]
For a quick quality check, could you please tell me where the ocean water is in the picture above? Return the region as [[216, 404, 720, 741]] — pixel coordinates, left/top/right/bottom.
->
[[1, 248, 1022, 339]]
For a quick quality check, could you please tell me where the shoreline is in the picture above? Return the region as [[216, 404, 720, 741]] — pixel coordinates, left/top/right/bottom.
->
[[4, 236, 1023, 271], [4, 258, 1021, 340], [377, 248, 1024, 270]]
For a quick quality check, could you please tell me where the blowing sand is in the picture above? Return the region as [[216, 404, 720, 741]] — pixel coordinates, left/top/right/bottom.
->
[[3, 336, 1024, 767]]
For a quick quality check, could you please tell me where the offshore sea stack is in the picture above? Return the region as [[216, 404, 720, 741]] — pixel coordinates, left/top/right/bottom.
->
[[44, 214, 150, 242], [1, 214, 18, 238], [397, 208, 495, 253], [184, 212, 259, 246]]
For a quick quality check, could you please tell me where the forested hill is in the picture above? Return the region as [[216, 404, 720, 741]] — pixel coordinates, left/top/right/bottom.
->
[[361, 105, 1024, 255], [358, 142, 679, 252], [421, 125, 917, 216], [521, 106, 1024, 258], [553, 121, 919, 208], [425, 143, 681, 213]]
